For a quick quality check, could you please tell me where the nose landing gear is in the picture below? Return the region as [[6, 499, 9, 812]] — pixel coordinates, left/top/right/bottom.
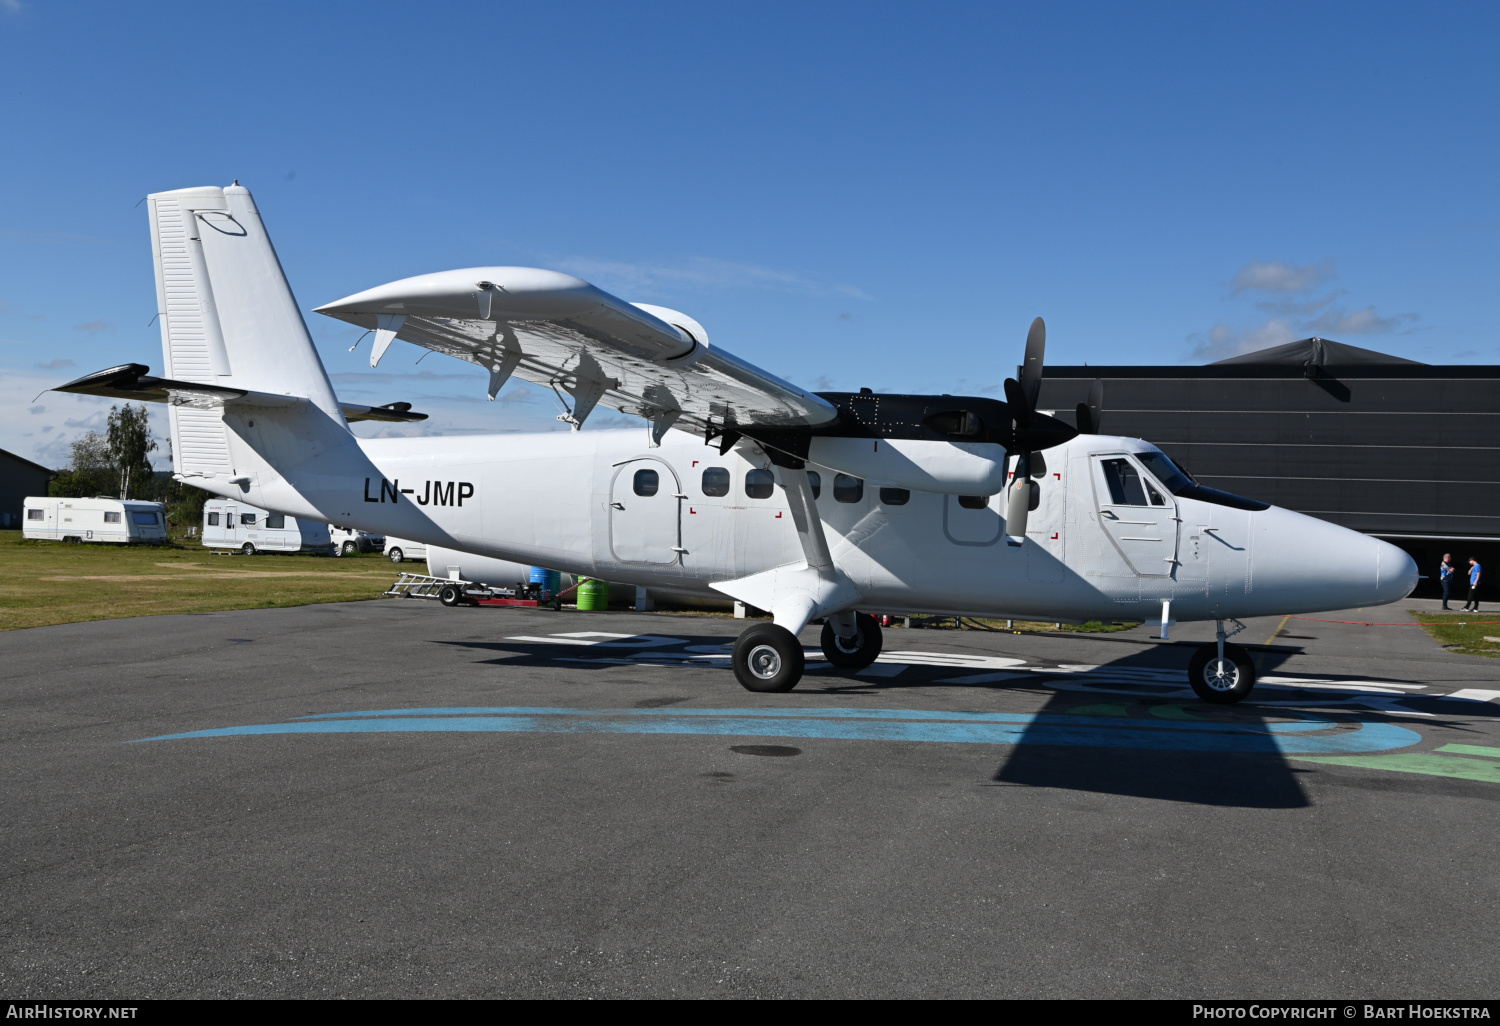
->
[[1189, 618, 1254, 704]]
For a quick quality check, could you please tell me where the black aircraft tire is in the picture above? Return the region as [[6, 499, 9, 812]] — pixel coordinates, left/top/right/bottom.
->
[[1188, 643, 1256, 704], [820, 613, 884, 669], [733, 623, 805, 693], [438, 583, 463, 607]]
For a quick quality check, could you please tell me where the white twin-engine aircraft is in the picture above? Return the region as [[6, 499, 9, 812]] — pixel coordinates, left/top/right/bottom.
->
[[55, 184, 1417, 702]]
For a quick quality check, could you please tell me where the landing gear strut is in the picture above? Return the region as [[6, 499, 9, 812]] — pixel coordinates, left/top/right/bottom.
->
[[732, 623, 805, 693], [1188, 618, 1254, 704]]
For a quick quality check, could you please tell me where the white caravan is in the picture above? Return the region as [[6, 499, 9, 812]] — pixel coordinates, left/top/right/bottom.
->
[[202, 499, 332, 555], [52, 184, 1418, 702], [23, 497, 167, 544]]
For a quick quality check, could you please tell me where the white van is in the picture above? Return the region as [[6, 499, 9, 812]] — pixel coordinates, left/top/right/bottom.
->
[[330, 525, 385, 557], [23, 497, 168, 544], [385, 537, 428, 563], [202, 499, 333, 555]]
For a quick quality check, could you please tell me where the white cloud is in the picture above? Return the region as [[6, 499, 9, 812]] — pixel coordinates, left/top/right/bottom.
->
[[1189, 319, 1299, 362], [0, 1, 22, 16], [1308, 305, 1418, 336], [1191, 259, 1419, 361], [74, 320, 113, 334], [1231, 259, 1336, 295], [36, 358, 74, 370]]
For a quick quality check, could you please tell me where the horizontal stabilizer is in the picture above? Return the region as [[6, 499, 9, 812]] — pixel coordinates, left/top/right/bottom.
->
[[52, 363, 425, 421], [340, 401, 428, 424]]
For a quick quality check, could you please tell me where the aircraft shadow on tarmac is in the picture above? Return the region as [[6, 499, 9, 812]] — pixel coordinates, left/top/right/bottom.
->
[[991, 644, 1313, 809], [438, 633, 1489, 811]]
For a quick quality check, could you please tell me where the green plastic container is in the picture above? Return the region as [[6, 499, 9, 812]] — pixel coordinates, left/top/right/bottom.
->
[[576, 578, 610, 611]]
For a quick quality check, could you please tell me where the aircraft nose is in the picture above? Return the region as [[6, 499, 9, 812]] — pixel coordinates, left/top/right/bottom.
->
[[1375, 538, 1420, 604], [1255, 509, 1417, 613]]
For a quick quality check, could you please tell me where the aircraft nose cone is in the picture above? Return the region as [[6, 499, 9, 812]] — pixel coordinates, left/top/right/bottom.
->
[[1375, 538, 1420, 604]]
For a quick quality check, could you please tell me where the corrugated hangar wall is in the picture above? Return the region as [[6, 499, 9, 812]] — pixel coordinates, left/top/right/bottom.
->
[[1037, 363, 1500, 599]]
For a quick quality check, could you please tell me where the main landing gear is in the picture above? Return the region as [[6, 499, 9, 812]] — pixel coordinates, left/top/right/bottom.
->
[[731, 612, 885, 693], [1188, 619, 1255, 704]]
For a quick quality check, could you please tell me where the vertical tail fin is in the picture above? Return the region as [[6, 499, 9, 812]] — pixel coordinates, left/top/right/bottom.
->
[[148, 184, 344, 477]]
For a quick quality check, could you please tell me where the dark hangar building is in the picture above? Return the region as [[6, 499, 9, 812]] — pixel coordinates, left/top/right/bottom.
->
[[1038, 338, 1500, 599]]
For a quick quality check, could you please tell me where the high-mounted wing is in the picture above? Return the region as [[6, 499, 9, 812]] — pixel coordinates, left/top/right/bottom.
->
[[313, 267, 838, 439], [52, 363, 428, 423]]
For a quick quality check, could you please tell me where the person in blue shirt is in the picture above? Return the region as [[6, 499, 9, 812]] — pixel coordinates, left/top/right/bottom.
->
[[1461, 558, 1482, 612], [1440, 553, 1455, 610]]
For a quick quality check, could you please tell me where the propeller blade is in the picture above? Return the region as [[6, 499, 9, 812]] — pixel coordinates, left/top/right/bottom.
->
[[1075, 379, 1104, 434], [1003, 377, 1031, 429], [1020, 317, 1046, 409], [1006, 473, 1036, 543]]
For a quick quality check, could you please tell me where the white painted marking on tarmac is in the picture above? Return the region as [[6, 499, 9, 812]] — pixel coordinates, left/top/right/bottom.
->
[[878, 651, 1026, 670], [1443, 689, 1500, 703]]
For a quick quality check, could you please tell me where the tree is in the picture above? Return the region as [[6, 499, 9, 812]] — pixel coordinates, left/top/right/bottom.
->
[[49, 432, 115, 498], [106, 403, 157, 500]]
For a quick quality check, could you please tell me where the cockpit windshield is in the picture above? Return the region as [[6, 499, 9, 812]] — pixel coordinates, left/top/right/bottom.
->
[[1135, 449, 1193, 494]]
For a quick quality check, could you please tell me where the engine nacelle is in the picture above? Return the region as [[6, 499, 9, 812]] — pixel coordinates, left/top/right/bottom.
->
[[806, 437, 1008, 495]]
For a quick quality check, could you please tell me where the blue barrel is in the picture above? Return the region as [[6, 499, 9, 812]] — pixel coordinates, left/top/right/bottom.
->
[[529, 566, 561, 598]]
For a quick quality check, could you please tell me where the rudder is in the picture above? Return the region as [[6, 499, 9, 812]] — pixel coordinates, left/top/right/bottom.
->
[[148, 184, 343, 477]]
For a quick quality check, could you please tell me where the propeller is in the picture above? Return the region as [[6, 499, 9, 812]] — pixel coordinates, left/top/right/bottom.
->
[[1075, 379, 1104, 434], [1003, 317, 1049, 544]]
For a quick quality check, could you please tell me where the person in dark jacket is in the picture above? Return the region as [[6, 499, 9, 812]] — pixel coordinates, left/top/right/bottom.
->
[[1440, 554, 1455, 610]]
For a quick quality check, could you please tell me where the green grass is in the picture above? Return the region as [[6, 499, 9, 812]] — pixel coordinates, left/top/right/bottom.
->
[[1409, 611, 1500, 658], [0, 530, 398, 631]]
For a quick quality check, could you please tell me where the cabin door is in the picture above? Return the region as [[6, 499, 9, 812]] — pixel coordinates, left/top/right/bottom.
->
[[609, 459, 682, 564]]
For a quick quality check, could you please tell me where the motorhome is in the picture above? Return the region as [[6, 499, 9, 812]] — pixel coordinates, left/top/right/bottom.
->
[[385, 537, 427, 563], [23, 497, 168, 544], [202, 499, 332, 555]]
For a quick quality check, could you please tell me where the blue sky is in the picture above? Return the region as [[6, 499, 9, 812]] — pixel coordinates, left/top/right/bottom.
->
[[2, 1, 1497, 468]]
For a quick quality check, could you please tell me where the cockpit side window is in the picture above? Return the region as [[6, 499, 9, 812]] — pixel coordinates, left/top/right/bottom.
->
[[1101, 458, 1149, 506], [1135, 449, 1192, 494]]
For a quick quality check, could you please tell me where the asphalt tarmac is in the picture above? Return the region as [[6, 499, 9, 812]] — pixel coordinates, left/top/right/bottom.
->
[[3, 596, 1498, 999]]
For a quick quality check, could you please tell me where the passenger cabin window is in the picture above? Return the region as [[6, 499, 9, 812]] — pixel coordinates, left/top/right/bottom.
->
[[833, 474, 864, 503], [1100, 458, 1149, 506], [879, 487, 910, 506], [745, 469, 774, 500], [265, 515, 285, 529], [27, 508, 43, 520], [240, 513, 256, 525], [1145, 483, 1165, 507], [958, 495, 988, 510], [131, 512, 159, 525], [207, 513, 219, 526], [806, 471, 821, 500], [701, 467, 729, 497], [633, 468, 659, 497], [103, 511, 121, 523]]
